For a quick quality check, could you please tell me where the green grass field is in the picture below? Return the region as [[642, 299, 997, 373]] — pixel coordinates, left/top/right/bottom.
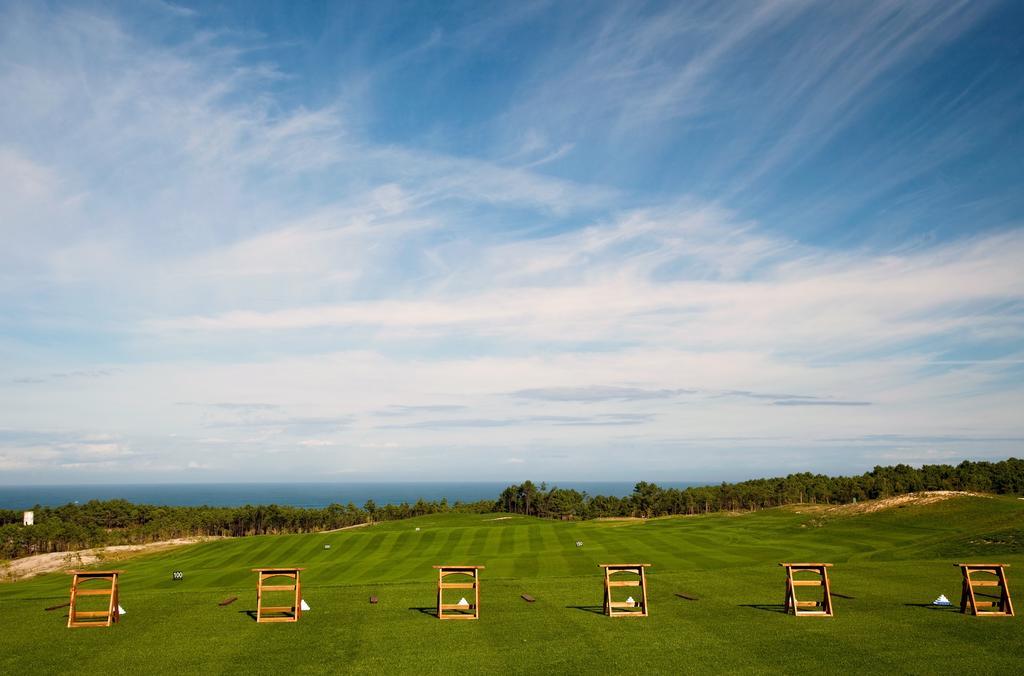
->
[[2, 495, 1023, 674]]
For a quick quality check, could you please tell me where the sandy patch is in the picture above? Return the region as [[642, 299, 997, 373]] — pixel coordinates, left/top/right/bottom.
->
[[321, 521, 373, 533], [794, 491, 987, 517], [484, 516, 517, 521], [1, 537, 219, 583]]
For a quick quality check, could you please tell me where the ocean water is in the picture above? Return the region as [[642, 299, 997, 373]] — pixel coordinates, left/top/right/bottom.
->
[[0, 481, 707, 510]]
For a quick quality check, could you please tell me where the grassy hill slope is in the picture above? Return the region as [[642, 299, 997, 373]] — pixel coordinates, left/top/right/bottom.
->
[[2, 494, 1022, 674]]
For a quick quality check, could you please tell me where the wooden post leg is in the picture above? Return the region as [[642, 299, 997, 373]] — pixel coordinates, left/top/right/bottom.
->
[[966, 572, 980, 616], [784, 570, 794, 615], [67, 575, 79, 628], [998, 568, 1014, 616], [437, 570, 443, 619], [604, 570, 611, 616], [605, 570, 610, 616], [821, 567, 833, 617], [474, 570, 480, 619], [110, 577, 119, 625], [639, 567, 649, 617]]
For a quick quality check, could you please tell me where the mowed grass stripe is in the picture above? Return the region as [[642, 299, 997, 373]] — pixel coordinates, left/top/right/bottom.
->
[[382, 529, 442, 581], [536, 523, 577, 578], [242, 534, 299, 568], [419, 522, 456, 561], [383, 531, 434, 581], [496, 522, 517, 556], [526, 523, 545, 553], [450, 526, 490, 563], [576, 523, 667, 568], [317, 531, 392, 584], [180, 543, 242, 573], [343, 533, 405, 583], [436, 523, 473, 564], [270, 533, 316, 563], [178, 541, 262, 583], [498, 522, 531, 578], [514, 552, 541, 579], [480, 524, 505, 558], [414, 528, 439, 554], [566, 523, 615, 567], [620, 528, 689, 569], [341, 530, 416, 582], [652, 529, 755, 568], [421, 525, 463, 563], [379, 530, 417, 561], [642, 528, 753, 570]]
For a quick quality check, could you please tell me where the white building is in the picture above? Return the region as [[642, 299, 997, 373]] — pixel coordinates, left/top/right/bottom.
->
[[23, 510, 34, 526]]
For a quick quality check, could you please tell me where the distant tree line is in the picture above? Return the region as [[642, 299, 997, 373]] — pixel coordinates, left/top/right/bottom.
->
[[2, 458, 1022, 560], [494, 458, 1024, 519], [0, 497, 493, 560]]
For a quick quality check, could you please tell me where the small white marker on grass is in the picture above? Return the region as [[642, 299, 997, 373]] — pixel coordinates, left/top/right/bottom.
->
[[457, 597, 470, 607], [301, 599, 311, 611], [118, 605, 126, 615], [932, 594, 951, 606]]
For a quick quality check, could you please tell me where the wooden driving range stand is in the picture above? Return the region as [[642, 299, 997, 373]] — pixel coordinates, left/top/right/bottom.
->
[[781, 563, 834, 617], [253, 568, 304, 623], [600, 564, 650, 617], [434, 565, 484, 620], [957, 564, 1014, 616], [67, 570, 123, 628]]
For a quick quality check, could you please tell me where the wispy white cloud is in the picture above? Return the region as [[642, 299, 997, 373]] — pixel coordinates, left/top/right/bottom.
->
[[511, 386, 695, 402], [140, 215, 1024, 364], [148, 0, 198, 18]]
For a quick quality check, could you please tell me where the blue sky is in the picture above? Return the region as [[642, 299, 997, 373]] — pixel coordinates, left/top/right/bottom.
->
[[1, 0, 1023, 484]]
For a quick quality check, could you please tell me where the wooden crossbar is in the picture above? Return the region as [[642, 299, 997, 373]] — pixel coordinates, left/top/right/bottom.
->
[[67, 570, 123, 629], [600, 564, 651, 618], [781, 563, 833, 617], [253, 568, 304, 623], [433, 565, 484, 620], [957, 564, 1014, 616]]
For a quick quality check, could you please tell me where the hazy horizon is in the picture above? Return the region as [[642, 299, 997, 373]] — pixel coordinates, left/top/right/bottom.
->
[[2, 1, 1023, 483], [0, 479, 715, 510]]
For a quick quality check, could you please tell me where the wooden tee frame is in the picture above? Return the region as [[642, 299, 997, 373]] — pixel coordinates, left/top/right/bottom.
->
[[434, 565, 484, 620], [600, 564, 650, 617], [253, 568, 304, 623], [957, 564, 1014, 616], [67, 570, 123, 628], [781, 563, 833, 617]]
